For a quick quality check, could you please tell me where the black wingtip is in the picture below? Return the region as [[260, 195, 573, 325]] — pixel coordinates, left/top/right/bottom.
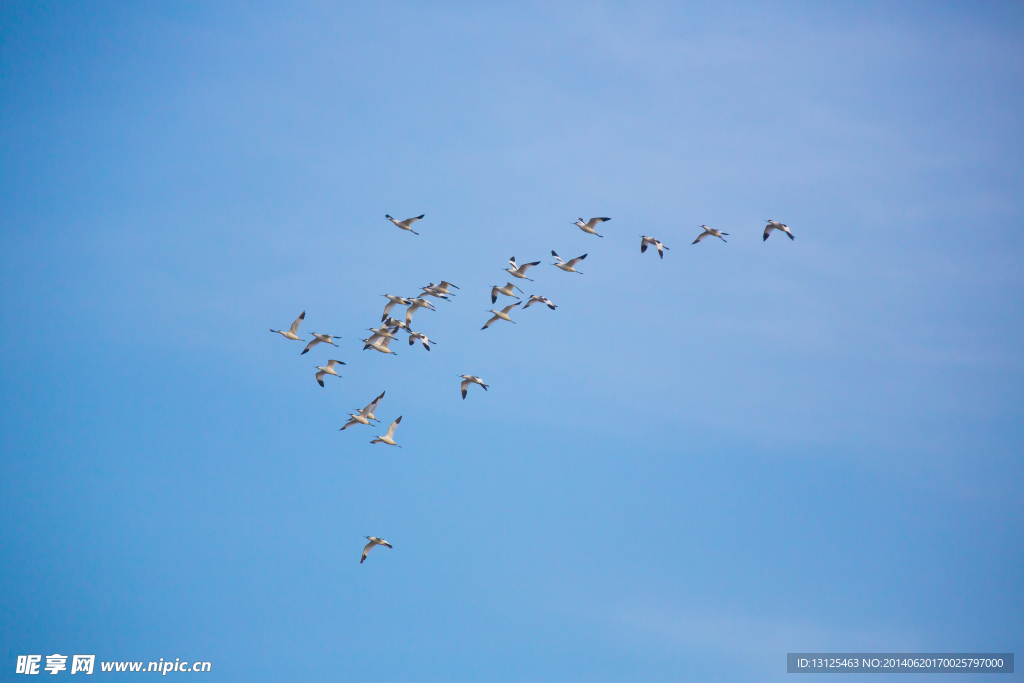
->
[[416, 214, 425, 219], [301, 349, 309, 355], [318, 380, 324, 387]]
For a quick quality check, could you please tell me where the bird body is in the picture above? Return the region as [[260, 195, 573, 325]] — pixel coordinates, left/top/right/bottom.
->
[[523, 295, 557, 310], [361, 536, 393, 563], [302, 332, 340, 355], [551, 250, 587, 273], [693, 225, 729, 244], [491, 282, 522, 303], [505, 256, 541, 281], [341, 391, 385, 430], [370, 416, 403, 447], [482, 302, 520, 329], [270, 311, 306, 341], [640, 235, 669, 258], [315, 359, 345, 387], [459, 375, 489, 399], [763, 220, 795, 241], [362, 334, 398, 354], [574, 216, 610, 237], [408, 330, 435, 351], [385, 214, 424, 235]]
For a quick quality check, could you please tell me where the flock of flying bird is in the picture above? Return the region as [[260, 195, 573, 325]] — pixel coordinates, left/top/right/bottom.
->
[[270, 215, 797, 564]]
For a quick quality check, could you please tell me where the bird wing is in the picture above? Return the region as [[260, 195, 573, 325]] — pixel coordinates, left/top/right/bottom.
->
[[692, 232, 708, 244], [519, 261, 540, 272], [588, 217, 611, 228], [316, 370, 326, 386], [387, 416, 402, 438], [482, 315, 499, 330], [567, 254, 587, 266], [501, 302, 520, 314], [641, 239, 648, 253], [440, 281, 459, 289], [364, 391, 385, 416], [545, 299, 556, 309], [522, 297, 537, 308], [551, 250, 564, 264], [461, 379, 470, 398], [763, 224, 775, 240], [302, 338, 321, 354], [289, 311, 305, 335], [403, 215, 424, 225], [361, 541, 375, 563], [378, 336, 393, 349], [490, 286, 499, 303], [509, 256, 518, 269]]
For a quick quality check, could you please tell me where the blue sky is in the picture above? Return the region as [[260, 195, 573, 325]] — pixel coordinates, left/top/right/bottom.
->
[[1, 2, 1022, 681]]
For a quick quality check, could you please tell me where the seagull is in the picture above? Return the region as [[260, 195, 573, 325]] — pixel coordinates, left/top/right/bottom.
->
[[385, 214, 424, 235], [381, 295, 412, 320], [482, 302, 520, 329], [405, 298, 436, 326], [370, 416, 403, 447], [270, 311, 306, 341], [640, 235, 669, 258], [491, 282, 522, 303], [459, 375, 489, 399], [551, 250, 587, 273], [362, 333, 398, 354], [763, 220, 795, 241], [360, 536, 393, 563], [408, 330, 435, 351], [523, 295, 557, 310], [301, 332, 340, 355], [692, 225, 728, 244], [315, 359, 345, 387], [574, 216, 610, 237], [505, 256, 541, 281], [340, 391, 385, 430]]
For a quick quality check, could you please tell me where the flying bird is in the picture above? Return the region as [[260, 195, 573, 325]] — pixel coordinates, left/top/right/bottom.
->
[[574, 216, 610, 237], [405, 298, 436, 326], [341, 391, 385, 430], [362, 333, 398, 354], [381, 316, 410, 331], [422, 281, 459, 298], [459, 375, 489, 399], [370, 416, 403, 447], [692, 225, 729, 244], [270, 311, 306, 341], [482, 302, 520, 329], [523, 295, 557, 310], [408, 330, 435, 351], [505, 256, 541, 281], [551, 250, 587, 273], [301, 332, 340, 355], [640, 235, 669, 258], [315, 359, 345, 387], [360, 536, 393, 563], [381, 295, 412, 320], [385, 214, 425, 235], [763, 220, 795, 241], [491, 282, 522, 303]]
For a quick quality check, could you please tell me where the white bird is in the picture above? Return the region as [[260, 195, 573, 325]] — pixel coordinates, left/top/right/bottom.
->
[[362, 333, 398, 354], [270, 310, 306, 341], [341, 391, 385, 430], [405, 298, 436, 326], [482, 302, 520, 330], [381, 316, 410, 331], [692, 225, 729, 244], [419, 286, 451, 302], [381, 294, 412, 320], [523, 295, 557, 310], [408, 330, 435, 351], [385, 214, 424, 235], [574, 216, 610, 237], [551, 250, 587, 273], [315, 359, 345, 387], [427, 281, 459, 296], [360, 536, 393, 563], [367, 325, 399, 340], [459, 375, 489, 399], [763, 219, 795, 241], [640, 235, 669, 258], [491, 282, 522, 303], [505, 256, 541, 281], [370, 416, 403, 447], [301, 332, 341, 355]]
